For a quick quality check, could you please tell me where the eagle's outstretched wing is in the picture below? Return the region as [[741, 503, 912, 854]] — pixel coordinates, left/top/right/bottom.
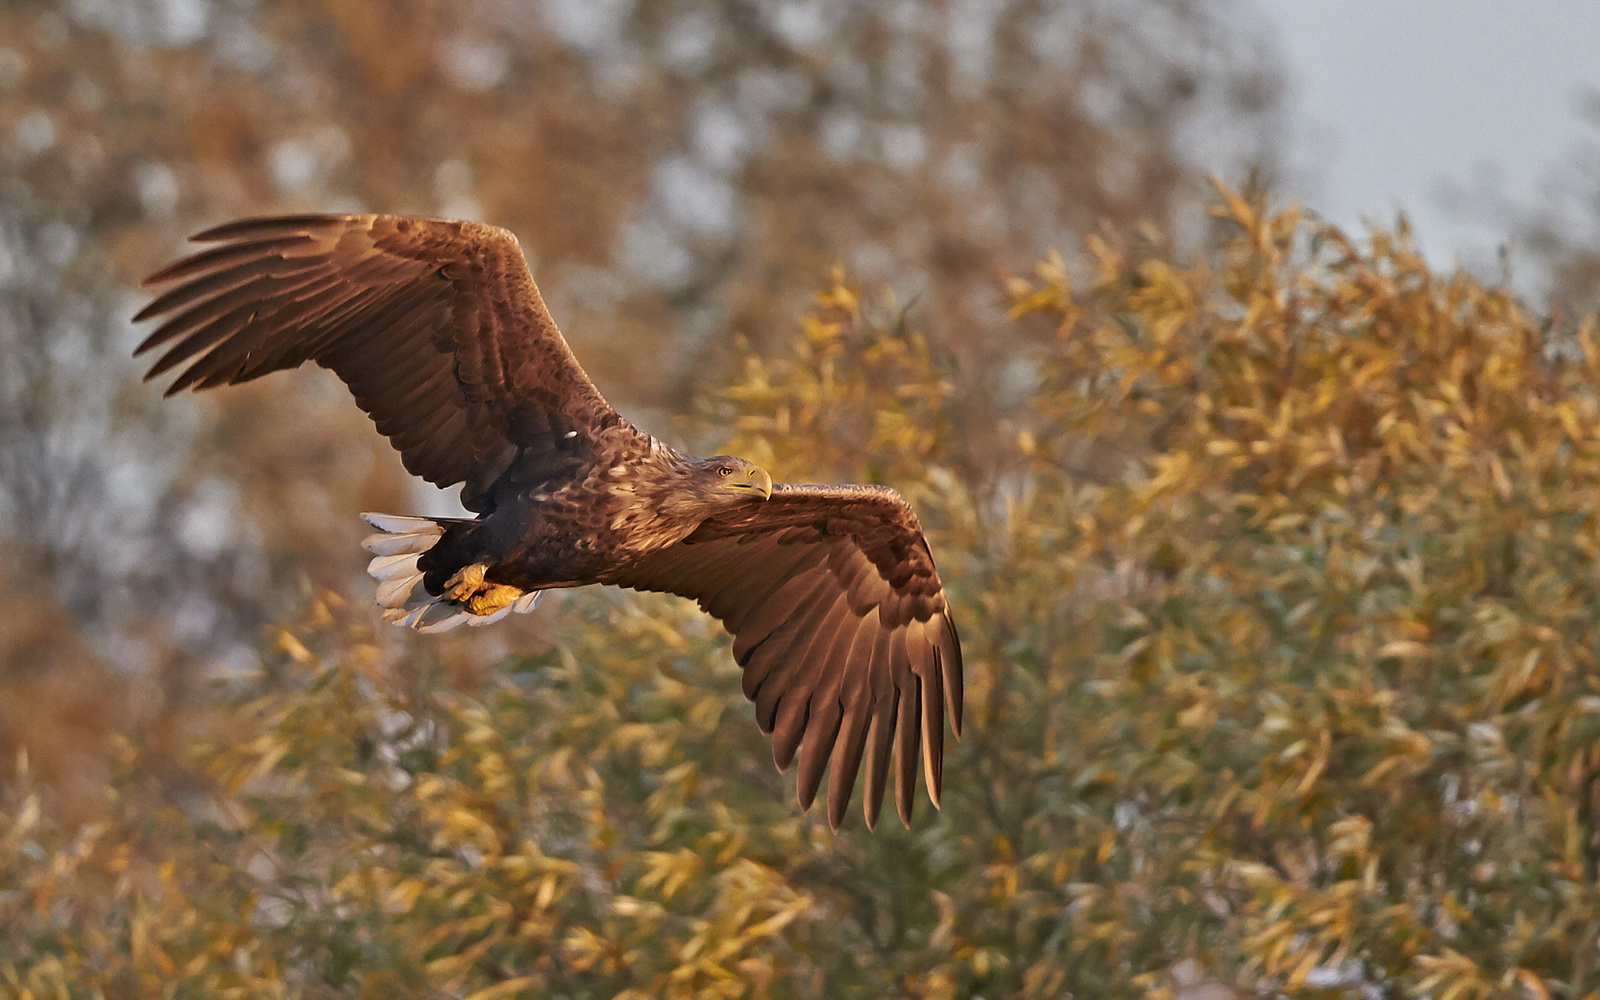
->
[[605, 485, 963, 831], [135, 214, 622, 510]]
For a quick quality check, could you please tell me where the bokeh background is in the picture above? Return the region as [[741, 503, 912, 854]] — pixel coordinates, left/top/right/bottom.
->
[[0, 0, 1286, 796], [6, 1, 1600, 996]]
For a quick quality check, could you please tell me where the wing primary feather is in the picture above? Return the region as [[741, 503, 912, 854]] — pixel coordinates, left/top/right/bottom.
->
[[740, 570, 840, 716], [144, 300, 263, 387], [748, 583, 837, 727], [745, 588, 840, 730], [133, 256, 316, 324], [184, 291, 357, 390], [825, 619, 880, 829], [862, 687, 897, 832], [827, 699, 871, 831], [147, 270, 349, 359], [188, 214, 355, 242], [137, 279, 276, 360], [140, 235, 311, 286], [267, 263, 403, 335], [143, 273, 358, 382], [795, 698, 843, 812], [767, 596, 853, 773], [916, 622, 945, 810], [893, 632, 922, 827], [770, 697, 810, 773], [189, 279, 422, 391], [792, 610, 867, 810], [222, 274, 347, 357], [939, 614, 964, 740], [754, 687, 784, 735]]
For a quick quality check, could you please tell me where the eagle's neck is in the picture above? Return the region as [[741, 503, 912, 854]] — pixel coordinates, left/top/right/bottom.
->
[[602, 442, 710, 552]]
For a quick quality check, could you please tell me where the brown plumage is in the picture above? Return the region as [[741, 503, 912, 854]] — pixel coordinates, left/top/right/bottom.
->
[[135, 213, 963, 830]]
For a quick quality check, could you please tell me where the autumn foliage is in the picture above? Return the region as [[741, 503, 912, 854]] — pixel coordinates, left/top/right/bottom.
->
[[6, 193, 1600, 997]]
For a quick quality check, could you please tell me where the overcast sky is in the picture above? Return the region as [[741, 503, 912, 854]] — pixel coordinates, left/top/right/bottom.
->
[[1256, 0, 1600, 273]]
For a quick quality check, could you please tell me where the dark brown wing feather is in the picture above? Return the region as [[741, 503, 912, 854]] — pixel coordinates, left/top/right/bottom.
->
[[134, 214, 622, 510], [603, 484, 964, 831]]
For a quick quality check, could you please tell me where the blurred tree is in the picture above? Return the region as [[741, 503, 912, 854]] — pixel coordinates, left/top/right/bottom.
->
[[0, 0, 1284, 798], [4, 197, 1598, 998]]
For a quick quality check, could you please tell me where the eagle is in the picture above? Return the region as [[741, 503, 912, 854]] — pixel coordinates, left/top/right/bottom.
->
[[134, 214, 962, 831]]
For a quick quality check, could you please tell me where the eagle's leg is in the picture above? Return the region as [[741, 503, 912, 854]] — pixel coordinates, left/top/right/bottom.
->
[[442, 562, 524, 616]]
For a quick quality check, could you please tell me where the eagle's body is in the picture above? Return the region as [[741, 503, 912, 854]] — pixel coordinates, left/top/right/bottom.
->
[[135, 214, 962, 830], [429, 432, 705, 593]]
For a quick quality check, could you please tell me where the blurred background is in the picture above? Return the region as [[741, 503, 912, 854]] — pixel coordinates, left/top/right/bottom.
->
[[1, 0, 1289, 773], [10, 0, 1600, 738], [6, 0, 1600, 994]]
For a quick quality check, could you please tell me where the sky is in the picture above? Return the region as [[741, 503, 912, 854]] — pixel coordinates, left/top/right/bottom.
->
[[1256, 0, 1600, 274]]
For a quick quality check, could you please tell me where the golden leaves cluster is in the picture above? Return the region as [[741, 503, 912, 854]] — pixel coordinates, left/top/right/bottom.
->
[[7, 188, 1600, 996]]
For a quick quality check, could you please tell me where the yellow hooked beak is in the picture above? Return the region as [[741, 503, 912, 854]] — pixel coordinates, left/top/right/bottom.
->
[[728, 465, 773, 499]]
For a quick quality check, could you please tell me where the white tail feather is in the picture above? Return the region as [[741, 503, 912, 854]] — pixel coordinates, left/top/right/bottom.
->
[[361, 512, 440, 612], [359, 512, 543, 633], [361, 512, 444, 535], [364, 532, 443, 557], [366, 551, 418, 575]]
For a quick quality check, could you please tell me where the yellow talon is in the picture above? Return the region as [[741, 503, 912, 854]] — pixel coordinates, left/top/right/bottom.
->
[[442, 563, 523, 616], [467, 584, 523, 616], [444, 563, 488, 602]]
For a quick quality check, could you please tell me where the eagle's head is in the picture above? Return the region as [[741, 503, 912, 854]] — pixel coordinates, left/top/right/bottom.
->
[[697, 455, 773, 503], [614, 453, 773, 547]]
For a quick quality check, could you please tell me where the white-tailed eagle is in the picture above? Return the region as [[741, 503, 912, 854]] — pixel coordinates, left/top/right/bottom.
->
[[135, 214, 963, 830]]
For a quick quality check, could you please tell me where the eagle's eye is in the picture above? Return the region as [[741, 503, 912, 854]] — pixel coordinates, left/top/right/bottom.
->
[[718, 466, 733, 477]]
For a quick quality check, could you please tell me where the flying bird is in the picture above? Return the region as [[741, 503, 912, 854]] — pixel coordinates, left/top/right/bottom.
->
[[134, 214, 962, 830]]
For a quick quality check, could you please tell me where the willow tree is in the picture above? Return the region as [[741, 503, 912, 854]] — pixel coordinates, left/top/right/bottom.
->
[[5, 193, 1596, 997]]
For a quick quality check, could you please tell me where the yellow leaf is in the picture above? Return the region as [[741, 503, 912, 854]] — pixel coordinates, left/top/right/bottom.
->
[[464, 976, 542, 1000]]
